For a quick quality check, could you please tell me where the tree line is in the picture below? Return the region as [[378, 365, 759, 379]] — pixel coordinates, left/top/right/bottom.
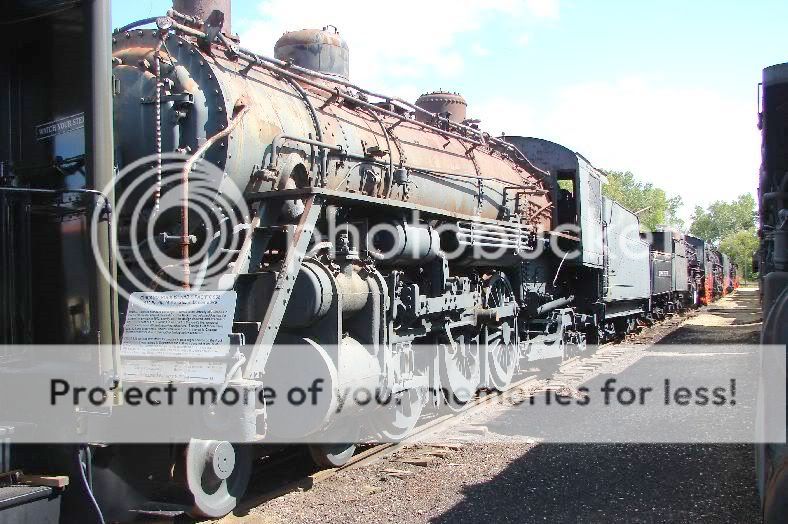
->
[[690, 194, 758, 283], [601, 170, 758, 283]]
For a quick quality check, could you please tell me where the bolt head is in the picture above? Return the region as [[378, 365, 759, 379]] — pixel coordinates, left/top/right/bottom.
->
[[156, 17, 173, 31]]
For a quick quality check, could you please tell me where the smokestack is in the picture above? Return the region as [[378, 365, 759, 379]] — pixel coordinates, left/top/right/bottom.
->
[[172, 0, 232, 34]]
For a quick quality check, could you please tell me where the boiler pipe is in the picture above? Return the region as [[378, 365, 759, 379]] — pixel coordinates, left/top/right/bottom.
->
[[536, 295, 575, 316], [180, 103, 250, 289]]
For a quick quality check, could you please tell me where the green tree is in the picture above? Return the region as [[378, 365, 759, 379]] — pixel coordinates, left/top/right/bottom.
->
[[689, 193, 757, 244], [601, 170, 684, 231], [719, 229, 759, 283]]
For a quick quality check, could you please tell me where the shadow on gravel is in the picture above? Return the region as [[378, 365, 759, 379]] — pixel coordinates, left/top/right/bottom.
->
[[432, 289, 763, 523], [655, 323, 760, 345], [430, 443, 760, 523]]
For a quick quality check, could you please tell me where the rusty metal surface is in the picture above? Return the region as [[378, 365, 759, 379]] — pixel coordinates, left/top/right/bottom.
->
[[275, 27, 350, 79], [415, 91, 467, 123], [172, 0, 232, 33], [111, 27, 553, 230]]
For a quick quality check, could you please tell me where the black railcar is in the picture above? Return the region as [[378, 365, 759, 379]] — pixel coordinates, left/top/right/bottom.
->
[[755, 60, 788, 524]]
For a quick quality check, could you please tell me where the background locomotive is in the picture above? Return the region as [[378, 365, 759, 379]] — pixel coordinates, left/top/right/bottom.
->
[[755, 59, 788, 524], [0, 0, 743, 520]]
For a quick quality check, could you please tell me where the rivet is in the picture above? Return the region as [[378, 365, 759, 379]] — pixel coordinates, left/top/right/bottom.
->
[[125, 32, 130, 39]]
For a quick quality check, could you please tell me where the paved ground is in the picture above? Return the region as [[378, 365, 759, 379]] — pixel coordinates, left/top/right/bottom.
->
[[221, 288, 764, 524]]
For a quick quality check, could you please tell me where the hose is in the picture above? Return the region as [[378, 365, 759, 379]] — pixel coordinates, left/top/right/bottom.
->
[[114, 17, 159, 34], [76, 445, 105, 524]]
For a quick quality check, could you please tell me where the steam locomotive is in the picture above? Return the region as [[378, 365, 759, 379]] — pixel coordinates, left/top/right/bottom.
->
[[0, 1, 739, 521], [755, 59, 788, 524]]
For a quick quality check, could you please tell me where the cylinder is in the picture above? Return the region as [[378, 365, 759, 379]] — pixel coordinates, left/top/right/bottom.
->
[[90, 0, 118, 353], [536, 295, 575, 316], [262, 336, 381, 439], [110, 24, 554, 235], [173, 0, 232, 34], [335, 266, 370, 316], [370, 220, 439, 265], [282, 261, 334, 328]]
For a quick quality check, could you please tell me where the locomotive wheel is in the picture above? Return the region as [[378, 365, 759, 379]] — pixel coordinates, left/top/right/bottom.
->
[[439, 331, 481, 408], [483, 274, 518, 391], [185, 439, 251, 518], [308, 443, 357, 467], [368, 387, 426, 441], [308, 415, 362, 467]]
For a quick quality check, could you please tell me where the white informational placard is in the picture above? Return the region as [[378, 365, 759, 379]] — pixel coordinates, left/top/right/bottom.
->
[[122, 359, 227, 383], [120, 291, 237, 382]]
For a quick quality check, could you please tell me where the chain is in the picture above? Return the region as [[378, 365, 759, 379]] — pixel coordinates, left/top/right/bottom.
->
[[153, 34, 166, 214]]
